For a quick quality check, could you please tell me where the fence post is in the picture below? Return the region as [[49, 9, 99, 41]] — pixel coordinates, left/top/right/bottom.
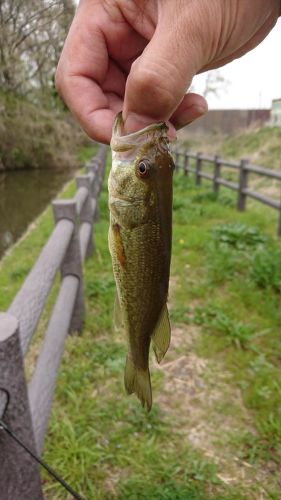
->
[[184, 153, 189, 176], [0, 313, 43, 499], [195, 152, 202, 185], [52, 200, 85, 333], [213, 155, 221, 193], [76, 175, 95, 257], [237, 159, 249, 211], [85, 162, 98, 196]]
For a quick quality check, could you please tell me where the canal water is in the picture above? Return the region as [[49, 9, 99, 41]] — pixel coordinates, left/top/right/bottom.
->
[[0, 168, 75, 259]]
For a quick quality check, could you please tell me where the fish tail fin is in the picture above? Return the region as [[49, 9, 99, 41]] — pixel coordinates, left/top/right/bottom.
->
[[124, 356, 152, 412]]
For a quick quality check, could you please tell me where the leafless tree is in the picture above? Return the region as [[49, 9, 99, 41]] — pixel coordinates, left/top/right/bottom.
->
[[202, 70, 230, 99], [189, 70, 230, 101], [0, 0, 75, 97]]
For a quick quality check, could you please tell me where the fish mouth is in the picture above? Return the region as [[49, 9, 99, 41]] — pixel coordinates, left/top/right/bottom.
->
[[111, 112, 168, 152]]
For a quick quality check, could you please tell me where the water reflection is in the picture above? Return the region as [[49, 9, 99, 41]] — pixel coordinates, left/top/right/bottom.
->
[[0, 168, 74, 258]]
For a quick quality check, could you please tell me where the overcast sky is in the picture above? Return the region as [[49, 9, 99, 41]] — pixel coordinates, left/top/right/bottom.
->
[[193, 18, 281, 110]]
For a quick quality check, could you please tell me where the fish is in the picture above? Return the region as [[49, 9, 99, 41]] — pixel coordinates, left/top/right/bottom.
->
[[108, 112, 174, 411]]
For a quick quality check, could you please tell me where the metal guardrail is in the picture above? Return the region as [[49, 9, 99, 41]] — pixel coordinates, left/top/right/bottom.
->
[[173, 149, 281, 236], [0, 144, 107, 498]]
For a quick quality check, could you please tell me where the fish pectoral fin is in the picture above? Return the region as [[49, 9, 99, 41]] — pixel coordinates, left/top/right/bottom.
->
[[124, 356, 152, 412], [113, 292, 123, 331], [152, 304, 171, 363]]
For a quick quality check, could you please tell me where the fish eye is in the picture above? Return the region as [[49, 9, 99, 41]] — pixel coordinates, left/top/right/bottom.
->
[[137, 160, 150, 178]]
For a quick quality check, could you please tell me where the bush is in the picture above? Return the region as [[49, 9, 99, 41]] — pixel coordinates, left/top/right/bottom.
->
[[0, 91, 89, 170]]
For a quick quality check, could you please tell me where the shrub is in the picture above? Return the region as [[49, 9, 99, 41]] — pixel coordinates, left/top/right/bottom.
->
[[0, 91, 89, 170]]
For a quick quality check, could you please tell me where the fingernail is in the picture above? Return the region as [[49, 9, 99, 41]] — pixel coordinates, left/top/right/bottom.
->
[[123, 113, 157, 134], [193, 105, 208, 117]]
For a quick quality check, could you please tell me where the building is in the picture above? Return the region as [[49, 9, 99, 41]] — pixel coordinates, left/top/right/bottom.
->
[[269, 98, 281, 126]]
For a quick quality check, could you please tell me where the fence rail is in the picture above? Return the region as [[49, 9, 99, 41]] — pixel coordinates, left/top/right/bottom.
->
[[0, 144, 107, 498], [173, 148, 281, 236]]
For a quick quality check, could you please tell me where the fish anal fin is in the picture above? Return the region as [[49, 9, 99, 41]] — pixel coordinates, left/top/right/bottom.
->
[[124, 356, 152, 412], [152, 304, 171, 363]]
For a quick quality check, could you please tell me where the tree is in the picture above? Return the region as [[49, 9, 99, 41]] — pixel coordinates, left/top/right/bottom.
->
[[189, 70, 230, 100], [0, 0, 75, 97], [202, 70, 230, 99]]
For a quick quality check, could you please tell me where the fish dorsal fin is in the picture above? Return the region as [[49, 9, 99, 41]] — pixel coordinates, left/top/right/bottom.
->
[[152, 304, 171, 363], [113, 292, 123, 332]]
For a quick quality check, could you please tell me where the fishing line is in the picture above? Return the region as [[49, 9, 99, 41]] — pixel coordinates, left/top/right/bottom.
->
[[0, 388, 84, 500]]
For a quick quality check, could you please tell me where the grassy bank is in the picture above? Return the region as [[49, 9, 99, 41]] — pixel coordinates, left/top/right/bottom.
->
[[0, 151, 280, 498], [0, 91, 89, 170], [180, 126, 281, 170]]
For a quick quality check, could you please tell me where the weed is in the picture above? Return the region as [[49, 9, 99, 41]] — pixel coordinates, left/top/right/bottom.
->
[[205, 244, 241, 283], [212, 222, 268, 249], [194, 306, 254, 349], [250, 246, 281, 292], [173, 197, 205, 224], [86, 277, 116, 299], [9, 265, 32, 280], [192, 191, 219, 203], [169, 306, 190, 324], [217, 193, 235, 207], [232, 419, 281, 468]]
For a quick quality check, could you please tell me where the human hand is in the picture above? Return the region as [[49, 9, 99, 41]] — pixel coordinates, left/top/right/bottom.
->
[[56, 0, 280, 143]]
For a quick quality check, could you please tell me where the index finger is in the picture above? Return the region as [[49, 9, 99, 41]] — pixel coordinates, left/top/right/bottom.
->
[[55, 8, 124, 143]]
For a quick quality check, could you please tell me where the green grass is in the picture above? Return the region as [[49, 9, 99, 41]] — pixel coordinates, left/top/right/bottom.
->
[[171, 174, 281, 476], [0, 150, 280, 498]]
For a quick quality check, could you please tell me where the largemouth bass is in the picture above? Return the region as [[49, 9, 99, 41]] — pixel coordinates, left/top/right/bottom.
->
[[108, 113, 174, 411]]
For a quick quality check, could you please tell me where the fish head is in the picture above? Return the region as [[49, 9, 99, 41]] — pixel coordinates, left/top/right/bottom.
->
[[109, 113, 174, 228]]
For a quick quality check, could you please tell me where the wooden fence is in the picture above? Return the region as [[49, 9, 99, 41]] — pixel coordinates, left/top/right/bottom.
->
[[173, 149, 281, 237], [0, 144, 107, 499]]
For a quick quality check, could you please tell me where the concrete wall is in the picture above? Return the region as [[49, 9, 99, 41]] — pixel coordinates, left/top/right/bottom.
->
[[183, 109, 270, 135]]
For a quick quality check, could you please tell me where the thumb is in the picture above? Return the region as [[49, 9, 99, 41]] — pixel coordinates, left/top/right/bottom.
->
[[123, 9, 206, 133]]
